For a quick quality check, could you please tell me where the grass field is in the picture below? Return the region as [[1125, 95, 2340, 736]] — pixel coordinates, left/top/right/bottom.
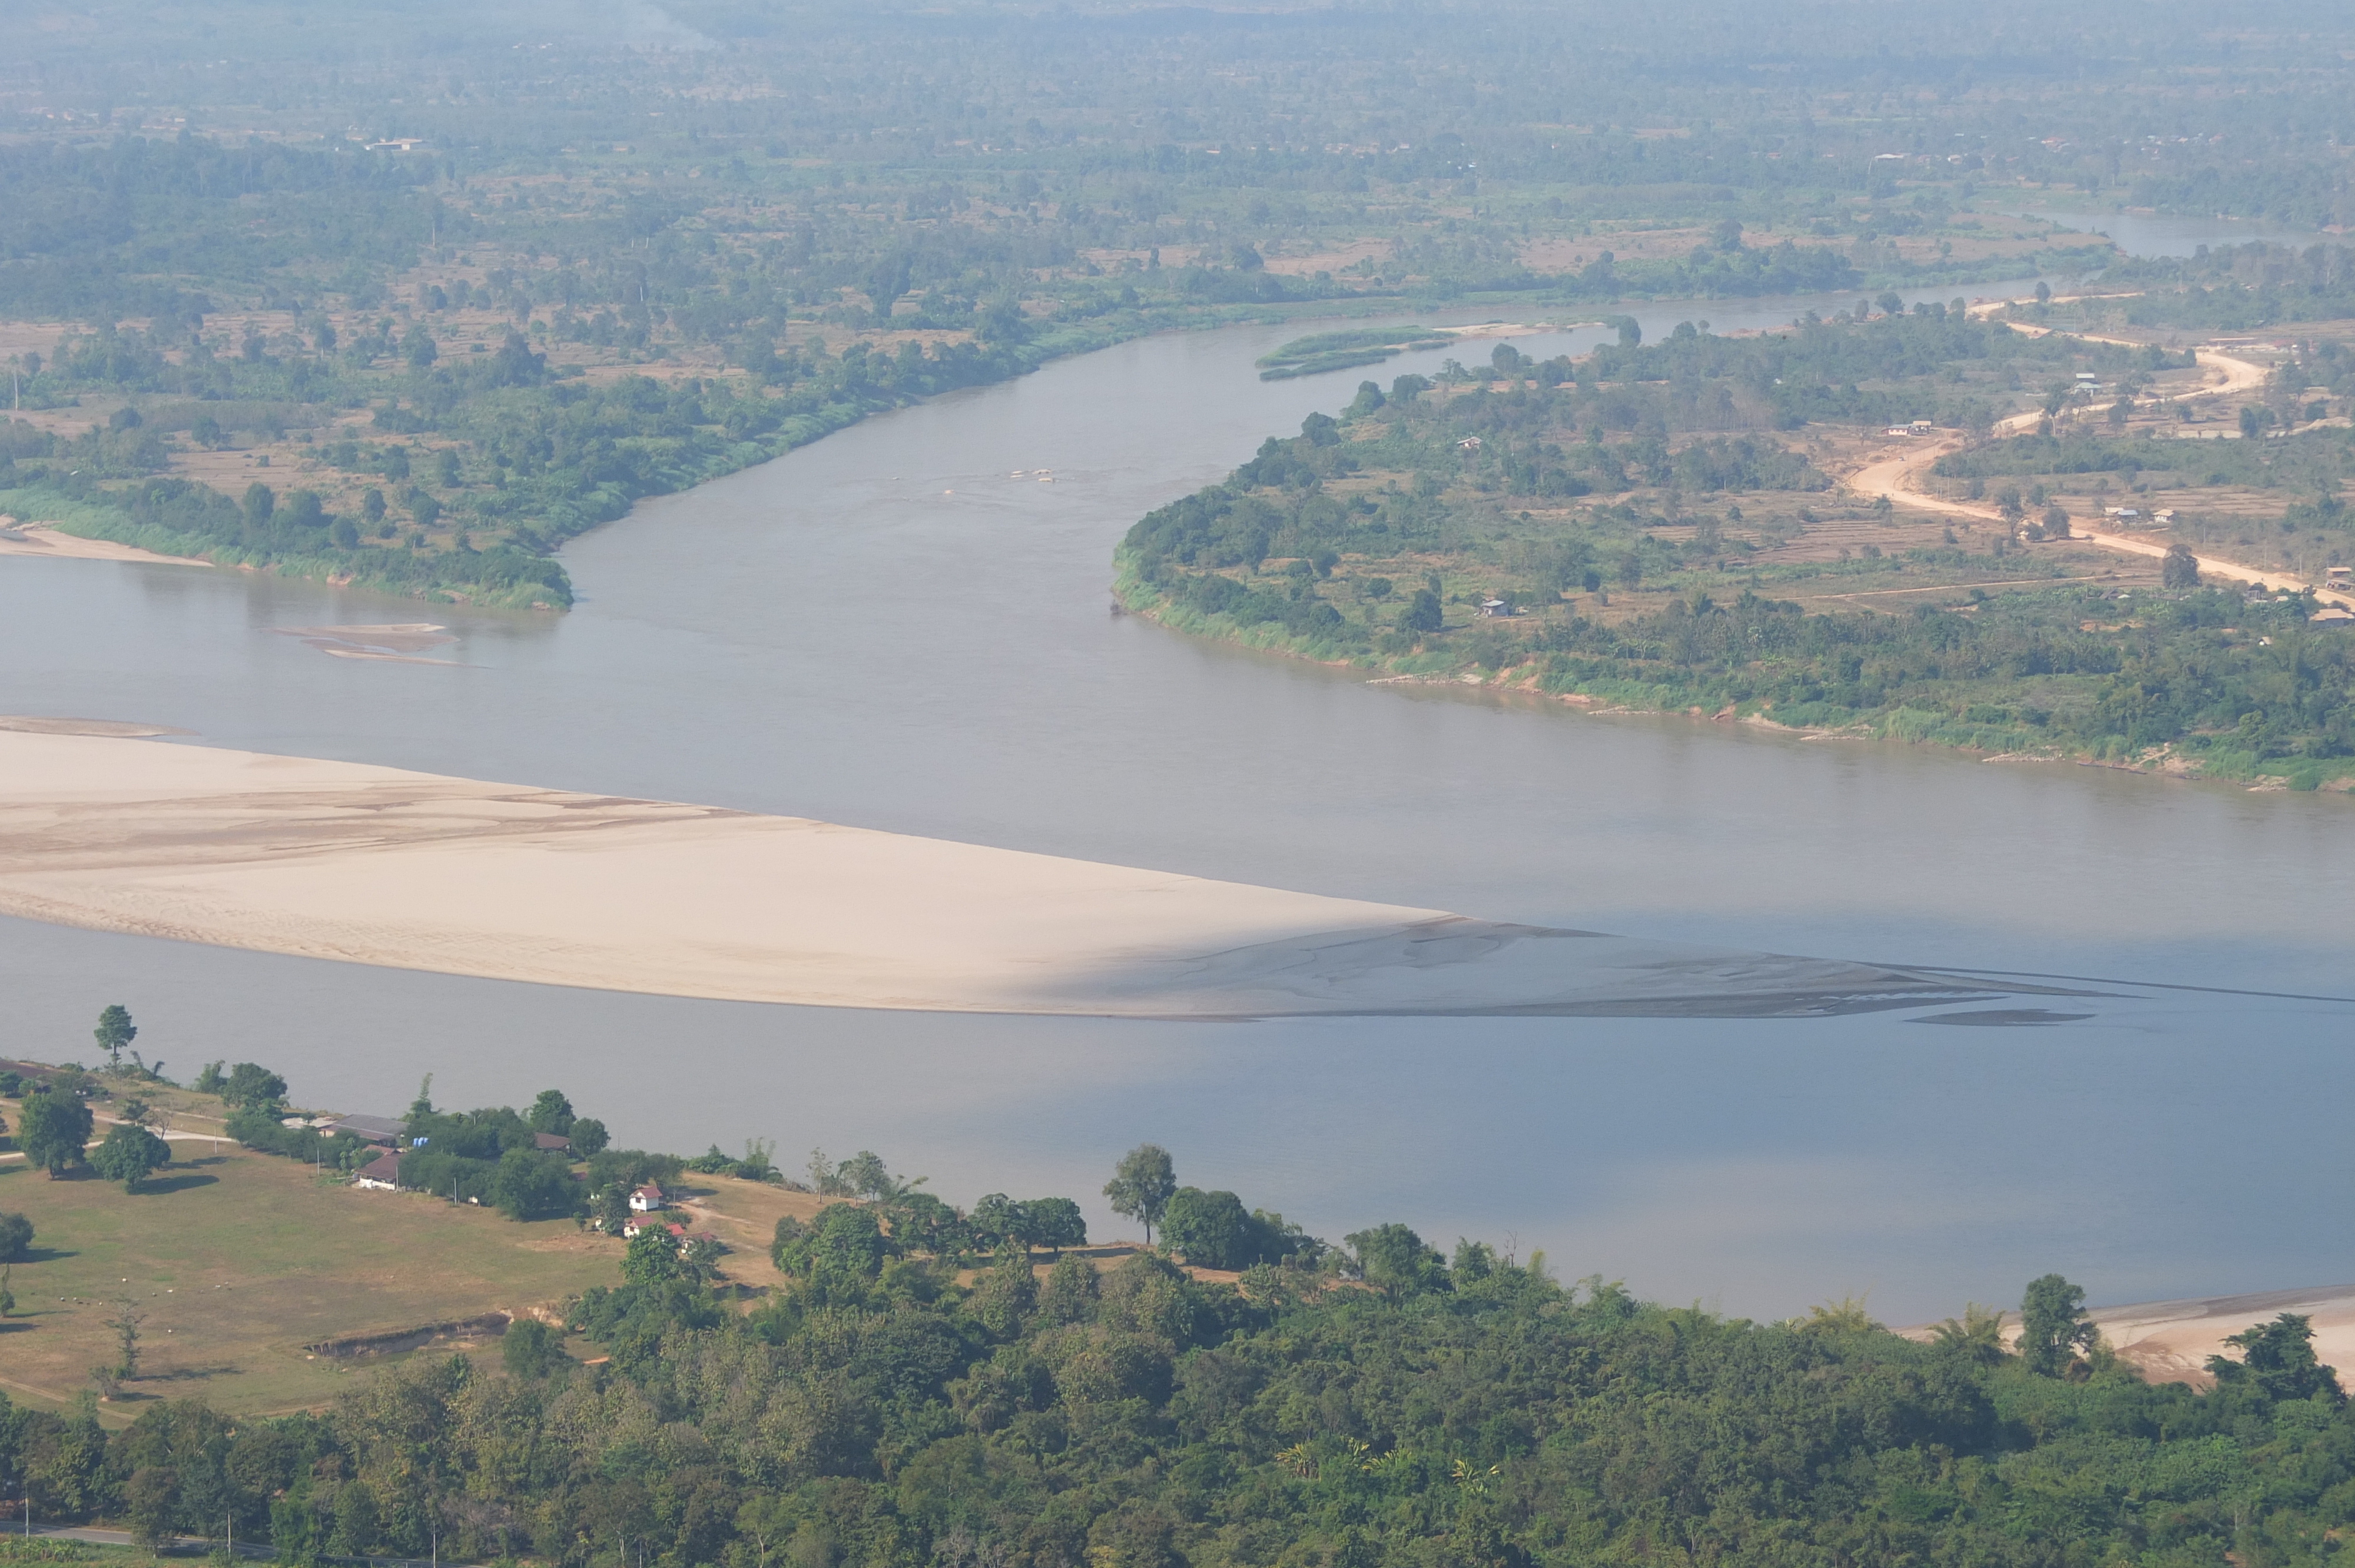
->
[[0, 1541, 162, 1568], [0, 1094, 632, 1420]]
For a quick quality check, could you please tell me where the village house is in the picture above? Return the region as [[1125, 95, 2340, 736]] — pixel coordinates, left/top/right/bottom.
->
[[329, 1114, 406, 1147], [622, 1215, 690, 1243], [353, 1151, 402, 1191], [629, 1182, 668, 1212]]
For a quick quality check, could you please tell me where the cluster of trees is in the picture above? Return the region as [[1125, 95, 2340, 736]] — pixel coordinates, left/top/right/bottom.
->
[[2, 1009, 180, 1192], [7, 1215, 2354, 1566], [1100, 1144, 1319, 1272], [2109, 242, 2355, 331], [1507, 581, 2352, 768]]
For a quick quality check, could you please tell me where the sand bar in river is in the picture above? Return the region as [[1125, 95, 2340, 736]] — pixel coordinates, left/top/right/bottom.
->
[[0, 730, 2000, 1018]]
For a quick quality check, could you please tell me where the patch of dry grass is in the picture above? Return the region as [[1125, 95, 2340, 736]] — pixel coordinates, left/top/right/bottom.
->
[[0, 1104, 622, 1421]]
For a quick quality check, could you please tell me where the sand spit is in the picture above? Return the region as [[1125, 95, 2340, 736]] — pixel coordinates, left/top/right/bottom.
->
[[0, 716, 197, 738], [2089, 1284, 2355, 1388], [0, 521, 208, 567], [271, 623, 465, 665], [0, 732, 2006, 1018]]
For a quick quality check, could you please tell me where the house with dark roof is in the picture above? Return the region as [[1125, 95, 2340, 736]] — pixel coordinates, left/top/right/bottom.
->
[[354, 1151, 403, 1191], [330, 1115, 407, 1147]]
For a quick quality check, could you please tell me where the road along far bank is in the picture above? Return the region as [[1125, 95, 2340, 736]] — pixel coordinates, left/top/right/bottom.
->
[[0, 729, 2007, 1019], [1849, 316, 2354, 610], [1846, 432, 2355, 610]]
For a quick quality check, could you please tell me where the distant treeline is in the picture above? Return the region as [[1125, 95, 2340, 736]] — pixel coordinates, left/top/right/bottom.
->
[[2105, 242, 2355, 331]]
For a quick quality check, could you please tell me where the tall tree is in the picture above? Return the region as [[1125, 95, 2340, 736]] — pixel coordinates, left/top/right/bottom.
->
[[17, 1091, 95, 1177], [1162, 1187, 1253, 1269], [1344, 1223, 1451, 1301], [1022, 1197, 1088, 1254], [2207, 1313, 2346, 1403], [1929, 1303, 2009, 1366], [2019, 1273, 2099, 1376], [92, 1005, 137, 1071], [2161, 543, 2200, 588], [221, 1062, 288, 1110], [91, 1124, 171, 1192], [1104, 1144, 1178, 1245], [104, 1295, 147, 1380]]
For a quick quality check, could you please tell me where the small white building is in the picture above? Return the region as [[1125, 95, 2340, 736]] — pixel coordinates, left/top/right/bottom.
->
[[1456, 436, 1482, 451], [623, 1215, 685, 1241], [629, 1182, 668, 1212], [1479, 598, 1511, 617]]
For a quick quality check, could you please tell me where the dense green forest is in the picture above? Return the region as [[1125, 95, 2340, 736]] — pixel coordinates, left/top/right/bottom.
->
[[6, 1174, 2355, 1567], [12, 1057, 2355, 1568], [4, 0, 2354, 602]]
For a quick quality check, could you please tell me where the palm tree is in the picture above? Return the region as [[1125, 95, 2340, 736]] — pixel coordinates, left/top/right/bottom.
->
[[1797, 1295, 1880, 1335], [1931, 1302, 2009, 1366]]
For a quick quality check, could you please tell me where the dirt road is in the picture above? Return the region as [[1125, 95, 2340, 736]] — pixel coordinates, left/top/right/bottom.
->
[[1843, 322, 2349, 608]]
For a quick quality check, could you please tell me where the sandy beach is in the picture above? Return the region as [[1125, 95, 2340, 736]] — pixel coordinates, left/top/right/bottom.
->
[[1907, 1283, 2355, 1389], [0, 521, 209, 567], [0, 728, 1998, 1018], [2093, 1284, 2355, 1387]]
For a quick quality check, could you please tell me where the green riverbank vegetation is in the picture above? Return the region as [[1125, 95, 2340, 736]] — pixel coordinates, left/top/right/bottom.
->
[[10, 1048, 2355, 1566], [1116, 307, 2355, 787]]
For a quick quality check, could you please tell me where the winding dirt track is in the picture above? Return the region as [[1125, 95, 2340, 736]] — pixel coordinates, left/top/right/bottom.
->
[[1845, 309, 2351, 609]]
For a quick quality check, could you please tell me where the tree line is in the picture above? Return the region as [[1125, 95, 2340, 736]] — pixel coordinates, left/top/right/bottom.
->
[[2, 1185, 2349, 1566]]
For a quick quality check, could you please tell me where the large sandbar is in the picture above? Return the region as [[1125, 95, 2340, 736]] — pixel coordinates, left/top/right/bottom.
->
[[0, 731, 1991, 1017]]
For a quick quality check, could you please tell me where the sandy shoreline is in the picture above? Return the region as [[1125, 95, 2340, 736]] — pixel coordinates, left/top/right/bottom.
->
[[1906, 1282, 2355, 1390], [0, 730, 2002, 1018], [0, 520, 210, 567]]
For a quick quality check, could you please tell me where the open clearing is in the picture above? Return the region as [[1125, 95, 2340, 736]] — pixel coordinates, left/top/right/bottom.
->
[[0, 1111, 623, 1419]]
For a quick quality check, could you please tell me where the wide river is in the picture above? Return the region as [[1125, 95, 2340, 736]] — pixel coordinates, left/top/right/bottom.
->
[[4, 224, 2347, 1322]]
